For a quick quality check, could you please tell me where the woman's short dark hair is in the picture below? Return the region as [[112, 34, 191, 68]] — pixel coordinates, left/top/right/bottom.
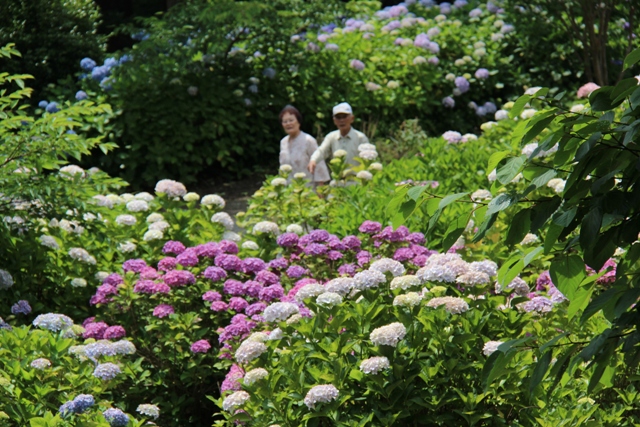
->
[[279, 105, 302, 124]]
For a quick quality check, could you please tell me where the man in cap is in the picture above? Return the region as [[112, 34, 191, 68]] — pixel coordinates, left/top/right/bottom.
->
[[308, 102, 371, 174]]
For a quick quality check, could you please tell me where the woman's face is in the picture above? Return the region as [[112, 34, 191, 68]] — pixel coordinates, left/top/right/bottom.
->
[[281, 112, 300, 136]]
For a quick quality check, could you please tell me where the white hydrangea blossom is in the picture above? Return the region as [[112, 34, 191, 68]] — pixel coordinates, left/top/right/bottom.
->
[[507, 277, 530, 296], [241, 241, 259, 250], [416, 265, 456, 283], [426, 296, 469, 314], [279, 164, 292, 173], [211, 212, 235, 230], [115, 215, 137, 226], [149, 220, 170, 232], [155, 179, 187, 198], [146, 213, 164, 223], [359, 151, 378, 161], [369, 162, 383, 171], [304, 385, 339, 409], [106, 194, 125, 205], [222, 231, 241, 242], [469, 261, 498, 277], [520, 108, 537, 120], [356, 170, 373, 180], [359, 356, 390, 374], [39, 235, 59, 250], [268, 328, 283, 340], [143, 229, 164, 241], [222, 391, 251, 412], [333, 149, 347, 158], [70, 278, 87, 288], [295, 284, 326, 302], [369, 258, 406, 276], [354, 269, 387, 290], [95, 271, 109, 281], [520, 233, 539, 245], [30, 358, 52, 370], [286, 224, 304, 235], [471, 189, 492, 202], [570, 104, 586, 113], [456, 271, 491, 286], [316, 292, 343, 308], [483, 340, 503, 356], [243, 368, 269, 385], [183, 192, 200, 202], [120, 193, 135, 202], [136, 404, 160, 419], [253, 221, 280, 235], [33, 313, 73, 331], [271, 177, 287, 187], [134, 192, 154, 202], [286, 314, 303, 325], [235, 341, 267, 364], [324, 278, 355, 296], [126, 200, 149, 212], [263, 302, 299, 322], [390, 275, 421, 290], [370, 322, 407, 347], [68, 248, 97, 264], [547, 178, 566, 194], [118, 241, 137, 253], [245, 332, 269, 343], [393, 292, 423, 307], [358, 143, 376, 152], [201, 194, 226, 208], [293, 172, 307, 180], [59, 165, 85, 177]]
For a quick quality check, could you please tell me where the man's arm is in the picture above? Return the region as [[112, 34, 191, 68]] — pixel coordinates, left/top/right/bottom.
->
[[308, 133, 334, 173]]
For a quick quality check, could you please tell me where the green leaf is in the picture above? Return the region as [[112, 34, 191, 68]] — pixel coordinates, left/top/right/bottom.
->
[[521, 112, 557, 146], [442, 215, 469, 252], [487, 150, 510, 174], [438, 192, 469, 210], [407, 185, 427, 201], [509, 94, 532, 119], [400, 200, 416, 219], [623, 46, 640, 70], [529, 351, 552, 394], [497, 156, 525, 184], [505, 209, 531, 246], [550, 255, 586, 300], [486, 193, 516, 216]]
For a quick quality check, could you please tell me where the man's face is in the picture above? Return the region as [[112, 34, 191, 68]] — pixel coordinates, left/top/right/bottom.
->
[[333, 113, 354, 134]]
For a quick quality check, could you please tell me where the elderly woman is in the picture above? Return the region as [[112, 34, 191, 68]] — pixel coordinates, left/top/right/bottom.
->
[[279, 105, 329, 184]]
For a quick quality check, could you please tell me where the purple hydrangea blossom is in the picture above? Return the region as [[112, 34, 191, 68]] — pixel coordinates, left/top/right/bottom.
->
[[191, 339, 211, 353], [195, 242, 220, 258], [309, 229, 330, 243], [475, 68, 490, 79], [133, 280, 170, 294], [442, 96, 455, 108], [455, 77, 470, 93], [286, 265, 309, 278], [229, 297, 249, 312], [350, 59, 365, 71], [83, 321, 109, 339], [215, 254, 242, 271], [224, 279, 245, 296], [153, 304, 174, 318], [219, 240, 239, 254], [242, 280, 263, 298], [210, 301, 229, 312], [342, 236, 361, 250], [245, 302, 267, 316], [327, 236, 346, 251], [221, 364, 244, 392], [536, 271, 553, 291], [123, 259, 147, 273], [163, 241, 186, 255], [414, 33, 430, 49], [242, 258, 267, 273], [158, 257, 178, 271], [11, 300, 31, 315], [259, 284, 285, 302], [177, 249, 199, 267], [203, 291, 222, 302], [103, 273, 124, 286], [204, 266, 227, 282], [163, 270, 195, 287], [103, 326, 126, 340], [139, 267, 159, 279], [268, 257, 289, 269], [338, 263, 357, 276], [408, 232, 426, 245], [357, 250, 372, 266], [277, 233, 299, 247], [393, 247, 415, 262], [255, 270, 279, 285], [327, 251, 343, 261], [359, 220, 382, 234], [304, 243, 328, 256]]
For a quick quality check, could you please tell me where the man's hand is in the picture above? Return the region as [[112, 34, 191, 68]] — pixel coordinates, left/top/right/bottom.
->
[[308, 160, 316, 174]]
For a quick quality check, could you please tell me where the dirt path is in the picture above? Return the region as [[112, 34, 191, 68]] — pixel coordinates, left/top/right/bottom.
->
[[191, 174, 265, 219]]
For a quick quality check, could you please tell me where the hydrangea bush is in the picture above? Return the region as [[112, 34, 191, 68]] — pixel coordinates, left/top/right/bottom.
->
[[0, 322, 146, 426]]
